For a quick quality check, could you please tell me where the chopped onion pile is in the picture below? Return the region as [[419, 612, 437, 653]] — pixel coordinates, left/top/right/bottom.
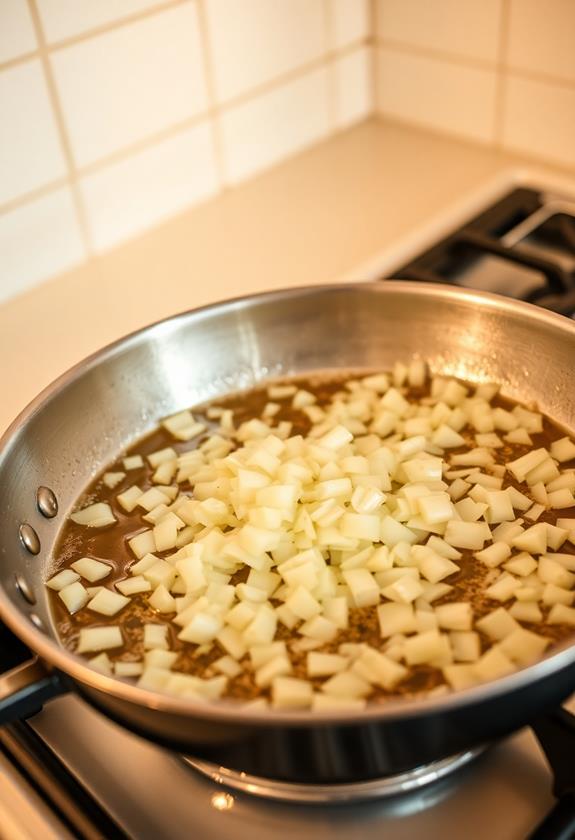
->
[[48, 362, 575, 710]]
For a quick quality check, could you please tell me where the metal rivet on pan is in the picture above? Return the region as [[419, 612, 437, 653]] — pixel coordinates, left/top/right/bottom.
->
[[37, 486, 58, 518], [19, 523, 40, 555], [15, 575, 36, 605], [29, 613, 45, 631]]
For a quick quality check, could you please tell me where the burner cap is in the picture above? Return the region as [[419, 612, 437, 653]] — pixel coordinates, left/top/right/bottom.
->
[[182, 748, 483, 803]]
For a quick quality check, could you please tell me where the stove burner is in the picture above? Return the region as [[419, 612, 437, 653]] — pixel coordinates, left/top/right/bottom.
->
[[181, 748, 483, 803]]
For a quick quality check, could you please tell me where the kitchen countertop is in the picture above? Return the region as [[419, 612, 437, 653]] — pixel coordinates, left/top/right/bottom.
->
[[1, 117, 574, 435]]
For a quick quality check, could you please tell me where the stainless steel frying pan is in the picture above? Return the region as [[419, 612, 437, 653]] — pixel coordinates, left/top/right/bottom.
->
[[0, 281, 574, 785]]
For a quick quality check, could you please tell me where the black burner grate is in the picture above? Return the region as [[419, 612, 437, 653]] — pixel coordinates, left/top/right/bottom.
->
[[389, 188, 575, 316]]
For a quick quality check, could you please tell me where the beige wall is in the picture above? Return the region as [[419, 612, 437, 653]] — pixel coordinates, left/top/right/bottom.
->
[[374, 0, 575, 171], [0, 0, 371, 302]]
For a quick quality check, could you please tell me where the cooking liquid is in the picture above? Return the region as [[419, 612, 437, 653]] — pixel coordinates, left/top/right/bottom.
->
[[50, 373, 575, 702]]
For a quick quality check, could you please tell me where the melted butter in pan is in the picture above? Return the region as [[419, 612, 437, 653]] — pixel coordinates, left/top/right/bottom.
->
[[50, 373, 575, 701]]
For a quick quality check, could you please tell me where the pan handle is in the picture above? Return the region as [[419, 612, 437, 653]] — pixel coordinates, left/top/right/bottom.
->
[[0, 657, 67, 725]]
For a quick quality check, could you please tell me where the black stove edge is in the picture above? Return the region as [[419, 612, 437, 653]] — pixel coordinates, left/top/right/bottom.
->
[[0, 720, 130, 840]]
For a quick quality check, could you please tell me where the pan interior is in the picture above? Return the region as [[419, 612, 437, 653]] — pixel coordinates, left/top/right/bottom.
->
[[0, 283, 573, 655]]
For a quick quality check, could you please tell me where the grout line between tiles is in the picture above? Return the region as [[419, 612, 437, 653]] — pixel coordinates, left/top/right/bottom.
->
[[211, 41, 370, 115], [369, 0, 379, 112], [86, 42, 367, 154], [0, 0, 189, 74], [26, 0, 94, 256], [195, 0, 227, 189], [0, 40, 370, 220], [375, 37, 502, 73], [323, 0, 338, 132], [503, 65, 575, 92], [0, 49, 40, 73], [374, 35, 575, 94], [34, 0, 187, 58], [0, 178, 70, 217], [493, 0, 511, 148]]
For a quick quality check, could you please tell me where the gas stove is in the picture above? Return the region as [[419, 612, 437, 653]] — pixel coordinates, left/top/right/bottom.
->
[[1, 179, 575, 840]]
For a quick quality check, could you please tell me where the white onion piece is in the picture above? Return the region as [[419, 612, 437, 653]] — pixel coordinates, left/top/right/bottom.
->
[[504, 553, 537, 577], [538, 557, 575, 589], [143, 624, 168, 650], [524, 503, 545, 522], [255, 655, 292, 688], [71, 502, 116, 528], [449, 631, 480, 662], [351, 647, 408, 690], [307, 652, 349, 677], [473, 647, 516, 681], [485, 572, 520, 602], [89, 653, 113, 674], [145, 649, 178, 669], [499, 628, 550, 665], [321, 670, 372, 699], [272, 676, 313, 709], [123, 455, 144, 470], [87, 589, 130, 616], [507, 449, 548, 482], [418, 552, 459, 584], [59, 581, 89, 614], [71, 557, 111, 582], [46, 569, 80, 591], [77, 626, 123, 653], [509, 601, 543, 623], [443, 664, 479, 690], [217, 626, 247, 660], [103, 472, 126, 489], [547, 604, 575, 626], [404, 630, 446, 666], [542, 583, 575, 607], [435, 602, 473, 631], [475, 608, 520, 640], [128, 530, 156, 559], [546, 524, 569, 550], [115, 661, 143, 677], [511, 523, 547, 554], [116, 575, 151, 595], [149, 584, 176, 613], [474, 542, 511, 568], [444, 520, 491, 550]]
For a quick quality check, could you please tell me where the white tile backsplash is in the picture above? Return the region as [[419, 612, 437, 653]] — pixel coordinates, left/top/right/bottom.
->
[[334, 47, 372, 129], [36, 0, 165, 43], [205, 0, 326, 103], [0, 187, 85, 303], [221, 67, 330, 185], [377, 0, 501, 64], [50, 3, 208, 167], [0, 60, 66, 205], [377, 47, 497, 144], [331, 0, 369, 49], [0, 0, 37, 63], [503, 75, 575, 170], [1, 0, 371, 303], [80, 122, 219, 252], [507, 0, 575, 84]]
